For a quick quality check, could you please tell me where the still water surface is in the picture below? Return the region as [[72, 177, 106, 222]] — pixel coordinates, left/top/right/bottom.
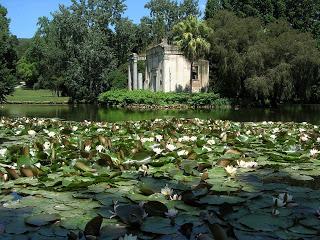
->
[[0, 104, 320, 124]]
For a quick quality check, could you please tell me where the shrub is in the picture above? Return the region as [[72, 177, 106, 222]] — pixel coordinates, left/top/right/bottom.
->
[[98, 90, 230, 107]]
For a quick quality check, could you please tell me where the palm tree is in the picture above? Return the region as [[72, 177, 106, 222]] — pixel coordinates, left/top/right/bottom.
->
[[172, 16, 211, 93]]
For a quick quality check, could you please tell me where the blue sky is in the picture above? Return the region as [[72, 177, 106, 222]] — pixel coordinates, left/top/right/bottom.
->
[[1, 0, 207, 38]]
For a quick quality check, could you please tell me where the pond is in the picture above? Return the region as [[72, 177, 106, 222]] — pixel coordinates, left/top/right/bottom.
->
[[0, 104, 320, 124]]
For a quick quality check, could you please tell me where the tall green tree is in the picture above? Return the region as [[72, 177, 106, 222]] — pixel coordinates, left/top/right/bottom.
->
[[113, 18, 138, 65], [206, 11, 320, 106], [144, 0, 200, 44], [0, 5, 17, 102], [173, 16, 211, 92], [25, 0, 126, 102], [205, 0, 223, 19], [204, 0, 320, 41]]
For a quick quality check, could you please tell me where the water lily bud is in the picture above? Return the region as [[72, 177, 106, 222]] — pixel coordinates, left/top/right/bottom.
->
[[165, 209, 178, 218], [28, 130, 36, 137]]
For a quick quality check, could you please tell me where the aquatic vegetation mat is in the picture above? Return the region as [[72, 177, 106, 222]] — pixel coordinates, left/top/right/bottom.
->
[[0, 117, 320, 239]]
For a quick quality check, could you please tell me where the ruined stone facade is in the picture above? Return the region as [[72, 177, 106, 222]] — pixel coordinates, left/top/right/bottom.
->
[[128, 41, 209, 93]]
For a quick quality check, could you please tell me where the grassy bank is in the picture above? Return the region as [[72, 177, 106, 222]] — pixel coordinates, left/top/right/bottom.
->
[[6, 88, 69, 104], [99, 89, 231, 108]]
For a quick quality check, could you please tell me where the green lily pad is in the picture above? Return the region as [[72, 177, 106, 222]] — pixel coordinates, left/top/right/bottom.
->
[[25, 213, 61, 226], [238, 213, 294, 231], [141, 217, 177, 234]]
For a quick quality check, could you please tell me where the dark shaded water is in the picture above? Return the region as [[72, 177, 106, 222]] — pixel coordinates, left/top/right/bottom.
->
[[0, 104, 320, 124]]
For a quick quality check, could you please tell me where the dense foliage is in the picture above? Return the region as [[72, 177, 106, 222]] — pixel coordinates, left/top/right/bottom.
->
[[206, 11, 320, 106], [0, 5, 17, 102], [205, 0, 320, 43], [99, 89, 229, 107], [1, 117, 320, 239], [20, 0, 126, 102]]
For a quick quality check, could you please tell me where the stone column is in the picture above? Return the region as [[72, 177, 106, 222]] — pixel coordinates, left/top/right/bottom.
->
[[128, 63, 132, 90], [132, 53, 138, 90], [138, 73, 143, 90], [145, 64, 148, 90]]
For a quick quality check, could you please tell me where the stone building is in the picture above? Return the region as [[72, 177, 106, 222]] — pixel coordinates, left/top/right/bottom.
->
[[128, 40, 209, 93]]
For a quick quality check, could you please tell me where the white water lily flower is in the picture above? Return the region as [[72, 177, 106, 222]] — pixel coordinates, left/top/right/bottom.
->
[[30, 149, 36, 157], [97, 128, 104, 133], [278, 193, 293, 203], [166, 144, 176, 151], [161, 185, 173, 196], [272, 128, 280, 133], [310, 149, 319, 157], [0, 148, 7, 157], [225, 165, 237, 176], [119, 234, 138, 240], [190, 136, 197, 141], [273, 197, 286, 207], [237, 160, 258, 168], [270, 134, 277, 140], [35, 162, 41, 168], [317, 138, 320, 143], [72, 126, 78, 131], [165, 209, 178, 218], [43, 142, 51, 150], [28, 130, 36, 137], [202, 146, 212, 152], [299, 128, 306, 132], [96, 145, 104, 153], [152, 147, 163, 155], [300, 134, 309, 142], [178, 136, 190, 142], [207, 139, 215, 145], [141, 137, 154, 143], [245, 130, 251, 135], [155, 135, 163, 142], [84, 145, 91, 152], [48, 132, 56, 138], [170, 194, 182, 201], [138, 165, 148, 176], [272, 209, 280, 216], [177, 150, 188, 156], [15, 130, 22, 136]]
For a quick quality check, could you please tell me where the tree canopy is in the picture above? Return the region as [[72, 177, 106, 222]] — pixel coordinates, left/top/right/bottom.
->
[[205, 0, 320, 42], [0, 4, 17, 102], [207, 11, 320, 106]]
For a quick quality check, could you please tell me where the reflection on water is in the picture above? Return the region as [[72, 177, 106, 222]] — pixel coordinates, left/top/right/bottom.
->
[[0, 104, 320, 124]]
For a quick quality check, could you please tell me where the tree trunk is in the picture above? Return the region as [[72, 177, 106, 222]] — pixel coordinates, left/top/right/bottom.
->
[[190, 61, 193, 94]]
